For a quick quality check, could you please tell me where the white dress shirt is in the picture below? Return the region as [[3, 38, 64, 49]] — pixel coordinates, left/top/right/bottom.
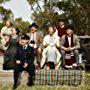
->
[[67, 36, 71, 47], [30, 32, 37, 42]]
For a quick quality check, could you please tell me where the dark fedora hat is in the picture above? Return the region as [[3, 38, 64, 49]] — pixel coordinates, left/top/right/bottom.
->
[[29, 22, 38, 28]]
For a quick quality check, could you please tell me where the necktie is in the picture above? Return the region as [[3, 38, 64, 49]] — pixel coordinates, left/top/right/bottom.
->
[[23, 46, 27, 50]]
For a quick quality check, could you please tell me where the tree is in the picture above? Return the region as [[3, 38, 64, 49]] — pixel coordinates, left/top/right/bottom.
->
[[0, 0, 13, 21], [13, 17, 30, 34], [0, 0, 30, 34], [0, 6, 14, 21], [0, 0, 10, 3], [27, 0, 61, 34], [56, 0, 90, 35], [0, 6, 13, 31], [27, 0, 90, 35]]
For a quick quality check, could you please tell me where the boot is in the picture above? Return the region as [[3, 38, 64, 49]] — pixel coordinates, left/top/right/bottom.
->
[[12, 84, 17, 90], [27, 76, 34, 86]]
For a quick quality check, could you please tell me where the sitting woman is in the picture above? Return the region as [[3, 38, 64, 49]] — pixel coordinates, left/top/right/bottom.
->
[[41, 26, 61, 70], [1, 27, 19, 70]]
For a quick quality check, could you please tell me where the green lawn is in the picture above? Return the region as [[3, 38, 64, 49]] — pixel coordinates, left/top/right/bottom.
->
[[0, 71, 90, 90], [0, 85, 85, 90]]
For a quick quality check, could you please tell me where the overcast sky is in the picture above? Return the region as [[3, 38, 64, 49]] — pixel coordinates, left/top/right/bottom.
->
[[1, 0, 63, 23], [1, 0, 33, 22]]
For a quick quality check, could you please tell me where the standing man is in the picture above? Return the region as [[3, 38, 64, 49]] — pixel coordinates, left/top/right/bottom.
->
[[56, 19, 67, 37], [61, 26, 80, 67], [27, 22, 43, 69], [13, 34, 35, 89]]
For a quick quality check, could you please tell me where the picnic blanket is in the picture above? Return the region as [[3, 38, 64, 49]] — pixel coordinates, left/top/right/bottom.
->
[[35, 69, 84, 86]]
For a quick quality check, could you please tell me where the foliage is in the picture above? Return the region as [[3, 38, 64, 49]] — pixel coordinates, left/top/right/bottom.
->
[[0, 22, 4, 30], [0, 6, 14, 21], [0, 0, 89, 35], [13, 17, 30, 34], [27, 0, 90, 35], [0, 0, 13, 20], [0, 0, 10, 4], [0, 0, 30, 34]]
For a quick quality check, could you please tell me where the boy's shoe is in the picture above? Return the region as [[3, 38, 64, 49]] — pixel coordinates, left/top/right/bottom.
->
[[27, 82, 35, 87]]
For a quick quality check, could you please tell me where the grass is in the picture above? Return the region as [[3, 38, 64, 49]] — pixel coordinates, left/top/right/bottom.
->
[[85, 71, 90, 90], [0, 84, 85, 90], [0, 71, 90, 90]]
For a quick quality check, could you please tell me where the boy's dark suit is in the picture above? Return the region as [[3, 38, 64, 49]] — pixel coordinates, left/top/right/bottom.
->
[[14, 45, 35, 87]]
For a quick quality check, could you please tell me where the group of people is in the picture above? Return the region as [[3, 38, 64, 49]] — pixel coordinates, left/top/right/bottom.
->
[[0, 19, 82, 89]]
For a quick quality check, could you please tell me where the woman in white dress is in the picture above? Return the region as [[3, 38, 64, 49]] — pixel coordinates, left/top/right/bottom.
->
[[41, 26, 61, 70]]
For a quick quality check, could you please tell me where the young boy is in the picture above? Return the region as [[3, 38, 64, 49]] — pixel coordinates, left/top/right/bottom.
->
[[13, 34, 35, 89]]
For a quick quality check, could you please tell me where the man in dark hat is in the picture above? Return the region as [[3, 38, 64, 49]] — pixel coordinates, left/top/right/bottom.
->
[[55, 19, 67, 37], [27, 22, 43, 69], [13, 34, 35, 89], [61, 26, 80, 68]]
